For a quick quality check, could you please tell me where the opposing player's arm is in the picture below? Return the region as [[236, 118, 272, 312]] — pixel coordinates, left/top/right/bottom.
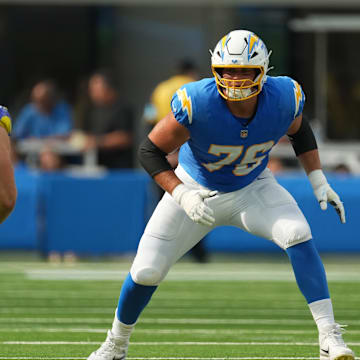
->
[[0, 126, 16, 223], [287, 114, 345, 223]]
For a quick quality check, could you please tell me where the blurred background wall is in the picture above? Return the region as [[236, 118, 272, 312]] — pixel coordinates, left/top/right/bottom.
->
[[2, 2, 360, 140]]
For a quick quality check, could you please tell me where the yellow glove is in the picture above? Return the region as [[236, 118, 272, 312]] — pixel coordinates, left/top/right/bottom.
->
[[0, 105, 12, 135]]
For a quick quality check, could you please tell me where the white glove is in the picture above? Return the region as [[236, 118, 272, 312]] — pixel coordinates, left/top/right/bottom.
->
[[308, 169, 346, 223], [172, 184, 217, 226]]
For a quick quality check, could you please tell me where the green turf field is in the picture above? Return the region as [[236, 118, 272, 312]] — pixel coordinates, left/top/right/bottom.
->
[[0, 257, 359, 359]]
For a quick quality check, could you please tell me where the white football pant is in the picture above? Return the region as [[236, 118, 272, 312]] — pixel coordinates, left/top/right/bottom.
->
[[130, 165, 312, 286]]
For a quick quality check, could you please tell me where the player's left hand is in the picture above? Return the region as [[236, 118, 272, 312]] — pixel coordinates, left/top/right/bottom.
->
[[308, 169, 345, 224]]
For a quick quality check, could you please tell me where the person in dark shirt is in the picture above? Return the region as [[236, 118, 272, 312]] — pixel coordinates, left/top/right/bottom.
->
[[79, 70, 134, 169]]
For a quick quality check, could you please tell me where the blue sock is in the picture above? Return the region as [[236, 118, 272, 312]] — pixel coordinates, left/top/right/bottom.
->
[[116, 273, 157, 325], [286, 239, 330, 304]]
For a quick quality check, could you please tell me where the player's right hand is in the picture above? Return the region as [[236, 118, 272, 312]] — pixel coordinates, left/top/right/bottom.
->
[[0, 105, 12, 135], [172, 184, 217, 226]]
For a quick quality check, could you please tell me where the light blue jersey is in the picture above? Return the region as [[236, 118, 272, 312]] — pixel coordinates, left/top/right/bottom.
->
[[171, 76, 305, 192]]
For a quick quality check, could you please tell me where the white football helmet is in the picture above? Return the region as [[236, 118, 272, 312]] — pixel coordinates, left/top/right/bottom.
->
[[210, 30, 272, 101]]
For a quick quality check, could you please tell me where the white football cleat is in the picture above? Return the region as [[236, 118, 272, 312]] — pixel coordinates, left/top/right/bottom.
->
[[87, 330, 129, 360], [319, 323, 355, 360]]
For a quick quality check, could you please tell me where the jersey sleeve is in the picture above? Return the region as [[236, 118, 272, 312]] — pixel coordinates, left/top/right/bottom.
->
[[170, 85, 194, 128], [291, 79, 305, 118]]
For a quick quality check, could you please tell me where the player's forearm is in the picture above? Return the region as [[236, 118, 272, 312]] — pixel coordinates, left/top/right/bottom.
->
[[0, 203, 15, 223], [138, 136, 182, 194], [0, 169, 17, 222], [153, 169, 182, 194], [0, 130, 17, 223], [0, 166, 16, 223], [297, 149, 322, 175]]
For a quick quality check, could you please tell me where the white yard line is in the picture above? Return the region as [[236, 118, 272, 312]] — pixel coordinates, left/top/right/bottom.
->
[[0, 317, 360, 325], [3, 341, 360, 346], [0, 328, 323, 334], [1, 307, 360, 317], [2, 327, 360, 337], [143, 308, 360, 316], [23, 268, 360, 282], [0, 357, 329, 360], [141, 318, 360, 325]]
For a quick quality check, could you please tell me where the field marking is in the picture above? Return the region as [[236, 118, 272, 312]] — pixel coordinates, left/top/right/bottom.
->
[[3, 341, 360, 346], [2, 327, 360, 338], [0, 357, 327, 360], [1, 307, 360, 317], [0, 317, 360, 326], [0, 357, 340, 360], [142, 318, 360, 325], [23, 268, 360, 282], [0, 328, 322, 334]]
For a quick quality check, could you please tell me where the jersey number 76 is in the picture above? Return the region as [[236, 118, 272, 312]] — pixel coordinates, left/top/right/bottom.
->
[[202, 141, 274, 176]]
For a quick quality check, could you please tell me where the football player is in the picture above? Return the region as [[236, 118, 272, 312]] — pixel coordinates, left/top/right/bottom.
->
[[88, 30, 355, 360], [0, 105, 16, 223]]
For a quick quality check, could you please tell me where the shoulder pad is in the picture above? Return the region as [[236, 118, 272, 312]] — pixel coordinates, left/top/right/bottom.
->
[[171, 85, 194, 127]]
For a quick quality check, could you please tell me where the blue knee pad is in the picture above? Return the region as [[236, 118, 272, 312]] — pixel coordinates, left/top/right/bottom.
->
[[286, 239, 330, 303], [117, 273, 157, 325]]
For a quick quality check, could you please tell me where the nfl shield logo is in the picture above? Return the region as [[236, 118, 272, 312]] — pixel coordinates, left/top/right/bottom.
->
[[240, 130, 248, 138]]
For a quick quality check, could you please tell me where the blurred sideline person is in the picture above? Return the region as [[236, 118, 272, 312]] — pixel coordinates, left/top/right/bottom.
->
[[0, 106, 17, 223], [87, 30, 355, 360], [332, 163, 351, 175], [143, 59, 200, 191], [144, 59, 199, 127], [38, 147, 64, 172], [144, 59, 208, 263], [13, 79, 73, 171], [71, 70, 134, 169], [13, 79, 73, 140]]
